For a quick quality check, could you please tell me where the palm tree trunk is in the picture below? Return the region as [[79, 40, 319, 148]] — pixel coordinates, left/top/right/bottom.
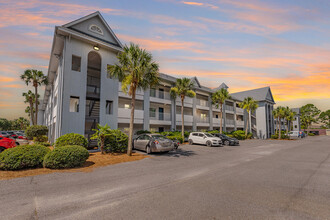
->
[[181, 96, 184, 142], [29, 100, 35, 125], [127, 89, 136, 156], [286, 120, 289, 136], [34, 85, 38, 125], [278, 117, 281, 140], [220, 103, 223, 134], [245, 111, 249, 136]]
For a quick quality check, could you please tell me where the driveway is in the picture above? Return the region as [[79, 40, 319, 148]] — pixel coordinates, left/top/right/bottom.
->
[[1, 136, 330, 219]]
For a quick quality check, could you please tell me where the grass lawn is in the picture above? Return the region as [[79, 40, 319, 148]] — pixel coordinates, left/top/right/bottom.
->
[[0, 152, 148, 180]]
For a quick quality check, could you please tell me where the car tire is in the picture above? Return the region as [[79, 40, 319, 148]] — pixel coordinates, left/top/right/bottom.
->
[[188, 139, 193, 145], [206, 141, 212, 147], [16, 142, 20, 146], [146, 145, 151, 154], [224, 140, 230, 146], [0, 147, 6, 153]]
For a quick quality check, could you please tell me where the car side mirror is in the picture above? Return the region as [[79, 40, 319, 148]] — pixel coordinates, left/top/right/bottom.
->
[[203, 136, 206, 139]]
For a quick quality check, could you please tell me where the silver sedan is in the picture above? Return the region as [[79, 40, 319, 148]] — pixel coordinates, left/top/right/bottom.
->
[[133, 134, 177, 154]]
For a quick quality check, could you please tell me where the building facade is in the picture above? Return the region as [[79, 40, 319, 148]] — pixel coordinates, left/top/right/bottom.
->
[[40, 12, 276, 143]]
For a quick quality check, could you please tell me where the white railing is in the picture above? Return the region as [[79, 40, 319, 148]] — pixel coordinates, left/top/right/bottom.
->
[[150, 91, 171, 100], [149, 112, 171, 121], [236, 120, 244, 126], [226, 119, 235, 125], [236, 108, 244, 114], [196, 99, 209, 107], [225, 105, 234, 112], [176, 114, 193, 123], [118, 108, 144, 119], [197, 117, 209, 123]]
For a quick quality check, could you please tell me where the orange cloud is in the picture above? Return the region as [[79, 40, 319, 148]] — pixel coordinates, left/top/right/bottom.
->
[[183, 2, 203, 6], [0, 76, 16, 83]]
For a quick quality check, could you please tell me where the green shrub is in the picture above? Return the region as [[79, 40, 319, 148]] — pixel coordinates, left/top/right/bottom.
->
[[207, 130, 220, 134], [232, 130, 247, 140], [44, 145, 89, 169], [34, 142, 51, 147], [271, 134, 278, 139], [33, 135, 48, 143], [54, 133, 88, 148], [104, 129, 128, 153], [25, 125, 48, 140], [271, 133, 289, 139], [308, 133, 315, 136], [227, 134, 234, 138], [136, 130, 151, 135], [167, 135, 183, 144], [246, 132, 253, 139], [0, 144, 50, 170]]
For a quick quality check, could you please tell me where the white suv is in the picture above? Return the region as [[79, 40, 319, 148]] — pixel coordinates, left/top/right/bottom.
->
[[188, 132, 222, 147]]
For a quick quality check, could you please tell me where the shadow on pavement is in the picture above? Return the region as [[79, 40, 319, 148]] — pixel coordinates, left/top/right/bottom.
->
[[153, 148, 197, 158]]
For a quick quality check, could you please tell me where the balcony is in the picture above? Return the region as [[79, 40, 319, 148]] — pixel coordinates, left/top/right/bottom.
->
[[176, 114, 193, 125], [150, 91, 171, 104], [150, 112, 171, 125], [236, 108, 244, 115], [86, 85, 100, 98], [117, 108, 144, 124], [176, 97, 193, 107], [196, 117, 209, 123], [226, 119, 235, 125], [236, 120, 244, 127], [225, 105, 234, 112]]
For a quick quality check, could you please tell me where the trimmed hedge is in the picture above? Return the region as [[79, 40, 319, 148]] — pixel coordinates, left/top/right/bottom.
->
[[25, 125, 48, 140], [33, 135, 48, 143], [0, 144, 50, 170], [271, 133, 289, 139], [54, 133, 88, 148], [44, 145, 89, 169], [308, 133, 315, 136], [136, 130, 151, 135], [104, 129, 128, 153]]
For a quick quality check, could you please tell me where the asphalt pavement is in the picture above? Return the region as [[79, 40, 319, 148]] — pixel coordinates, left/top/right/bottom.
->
[[1, 135, 329, 220]]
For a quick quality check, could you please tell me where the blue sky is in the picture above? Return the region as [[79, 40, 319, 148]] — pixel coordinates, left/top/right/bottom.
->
[[0, 0, 329, 119]]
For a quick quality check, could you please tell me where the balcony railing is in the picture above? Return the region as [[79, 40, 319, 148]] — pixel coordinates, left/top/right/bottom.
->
[[197, 117, 209, 123], [176, 114, 193, 123], [150, 91, 171, 100], [225, 105, 234, 112], [196, 99, 209, 107], [236, 120, 244, 126], [118, 108, 144, 119], [86, 85, 100, 95], [226, 119, 235, 125], [150, 112, 171, 121], [236, 108, 244, 114]]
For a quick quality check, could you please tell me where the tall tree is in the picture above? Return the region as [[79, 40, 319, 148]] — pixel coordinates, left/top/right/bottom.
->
[[12, 117, 29, 130], [170, 78, 196, 141], [22, 90, 38, 125], [239, 97, 258, 136], [319, 110, 330, 129], [212, 88, 230, 134], [300, 104, 320, 133], [21, 69, 48, 124], [108, 43, 159, 156], [284, 107, 296, 136], [273, 106, 286, 140], [0, 118, 11, 131]]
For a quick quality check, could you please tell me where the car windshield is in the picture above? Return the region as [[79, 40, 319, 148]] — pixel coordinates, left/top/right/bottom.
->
[[152, 135, 168, 140], [204, 133, 214, 137], [221, 134, 229, 138]]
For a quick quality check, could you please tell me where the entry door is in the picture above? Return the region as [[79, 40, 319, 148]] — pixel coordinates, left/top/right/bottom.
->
[[159, 107, 164, 120]]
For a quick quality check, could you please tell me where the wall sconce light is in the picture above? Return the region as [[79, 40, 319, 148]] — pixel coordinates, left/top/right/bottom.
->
[[93, 45, 100, 51]]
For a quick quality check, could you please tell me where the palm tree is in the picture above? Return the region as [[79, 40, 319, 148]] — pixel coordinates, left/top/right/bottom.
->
[[91, 124, 112, 154], [22, 90, 38, 125], [21, 69, 48, 124], [170, 78, 196, 141], [272, 107, 280, 136], [284, 107, 296, 136], [212, 88, 230, 134], [239, 97, 258, 136], [108, 43, 159, 156], [273, 106, 286, 139], [15, 117, 29, 130]]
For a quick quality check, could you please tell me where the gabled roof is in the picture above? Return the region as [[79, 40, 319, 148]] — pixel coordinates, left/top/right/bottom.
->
[[62, 11, 123, 48], [191, 76, 201, 88], [213, 82, 229, 91], [230, 86, 275, 103]]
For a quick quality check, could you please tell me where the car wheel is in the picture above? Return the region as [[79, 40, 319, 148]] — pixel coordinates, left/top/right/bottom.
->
[[16, 142, 20, 146], [0, 147, 6, 153], [224, 140, 230, 146], [146, 145, 151, 154], [188, 139, 193, 145], [206, 141, 212, 147]]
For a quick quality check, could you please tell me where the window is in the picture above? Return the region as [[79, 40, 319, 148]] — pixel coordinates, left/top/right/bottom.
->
[[124, 104, 130, 109], [149, 108, 156, 117], [69, 96, 79, 112], [106, 101, 113, 115], [201, 113, 207, 119], [215, 114, 219, 119], [159, 88, 164, 99], [192, 133, 198, 136], [72, 55, 81, 72], [295, 125, 297, 128], [198, 133, 204, 137], [150, 88, 156, 97]]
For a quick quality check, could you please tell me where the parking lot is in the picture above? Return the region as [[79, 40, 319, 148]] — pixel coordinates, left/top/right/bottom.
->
[[1, 135, 330, 219]]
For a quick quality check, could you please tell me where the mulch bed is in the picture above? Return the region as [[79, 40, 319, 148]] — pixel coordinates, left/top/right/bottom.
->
[[0, 152, 149, 180]]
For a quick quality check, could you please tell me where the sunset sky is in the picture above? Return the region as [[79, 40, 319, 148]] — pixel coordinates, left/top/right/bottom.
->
[[0, 0, 329, 120]]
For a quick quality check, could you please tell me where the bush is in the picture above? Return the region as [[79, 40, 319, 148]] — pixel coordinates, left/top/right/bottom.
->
[[104, 129, 128, 153], [232, 130, 247, 140], [167, 135, 183, 144], [308, 133, 315, 136], [271, 133, 289, 139], [25, 125, 48, 140], [34, 142, 51, 147], [33, 135, 48, 143], [136, 130, 151, 135], [44, 145, 89, 169], [0, 144, 50, 170], [246, 132, 253, 139], [54, 133, 88, 148], [207, 130, 220, 134]]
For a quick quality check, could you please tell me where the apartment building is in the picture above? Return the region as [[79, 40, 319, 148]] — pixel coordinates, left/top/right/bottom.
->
[[40, 11, 276, 143]]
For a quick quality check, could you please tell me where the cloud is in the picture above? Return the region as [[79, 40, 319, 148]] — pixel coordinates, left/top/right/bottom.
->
[[182, 1, 218, 9]]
